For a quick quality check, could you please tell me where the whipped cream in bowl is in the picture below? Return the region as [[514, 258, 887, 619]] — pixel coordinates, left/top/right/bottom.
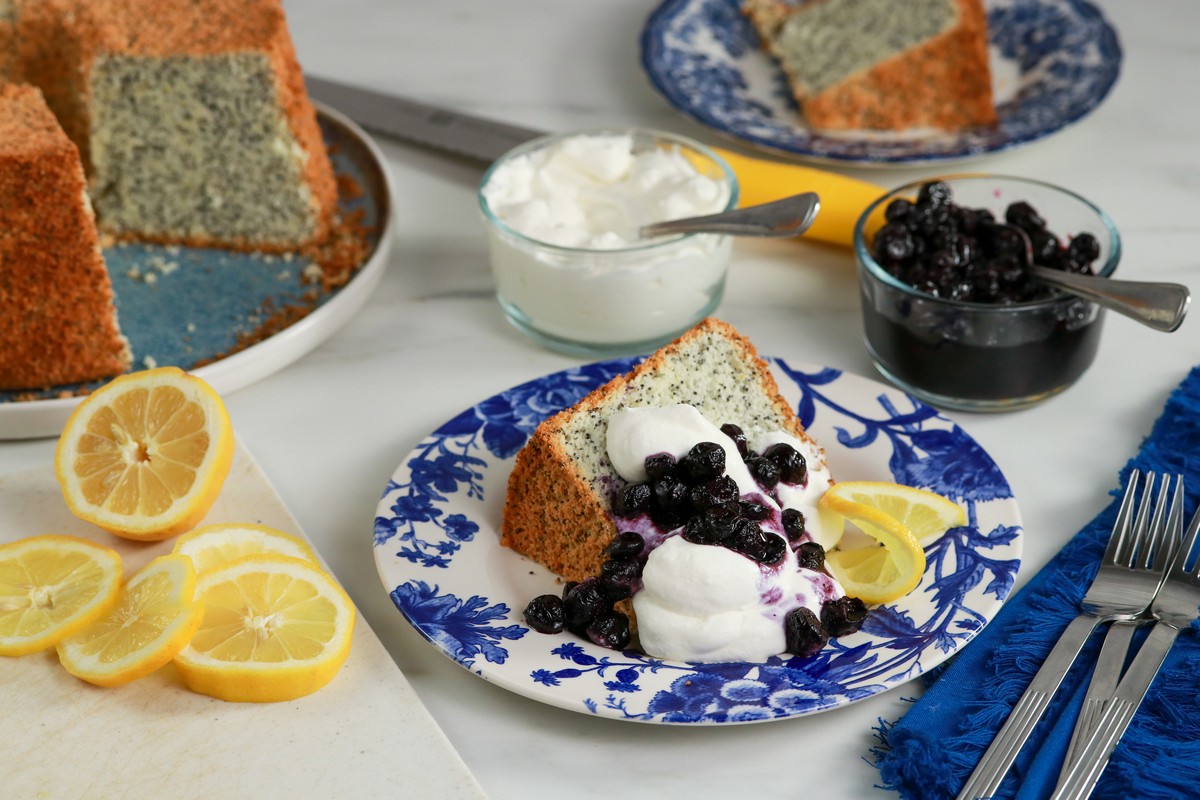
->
[[478, 129, 737, 357]]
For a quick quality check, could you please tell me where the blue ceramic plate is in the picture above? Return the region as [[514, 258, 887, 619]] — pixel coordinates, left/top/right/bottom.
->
[[372, 360, 1023, 725], [640, 0, 1122, 166], [0, 103, 393, 439]]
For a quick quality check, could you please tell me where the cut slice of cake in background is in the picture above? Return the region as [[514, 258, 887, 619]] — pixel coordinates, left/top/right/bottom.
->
[[743, 0, 997, 131], [0, 84, 131, 390], [501, 317, 825, 582], [16, 0, 337, 251]]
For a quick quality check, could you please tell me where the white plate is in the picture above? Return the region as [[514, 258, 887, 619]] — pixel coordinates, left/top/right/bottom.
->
[[640, 0, 1122, 166], [0, 102, 394, 440], [372, 359, 1024, 725]]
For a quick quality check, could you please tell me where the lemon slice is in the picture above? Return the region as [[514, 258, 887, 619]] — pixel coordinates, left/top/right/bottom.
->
[[55, 367, 235, 541], [0, 535, 123, 656], [57, 553, 204, 686], [172, 523, 319, 577], [823, 481, 965, 545], [819, 492, 927, 605], [173, 555, 355, 703]]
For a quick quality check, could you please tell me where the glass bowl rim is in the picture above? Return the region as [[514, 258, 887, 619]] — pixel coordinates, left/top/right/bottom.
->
[[477, 126, 740, 256], [853, 172, 1122, 313]]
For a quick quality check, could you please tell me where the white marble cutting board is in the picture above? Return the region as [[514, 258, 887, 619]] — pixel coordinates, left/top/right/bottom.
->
[[0, 441, 487, 800]]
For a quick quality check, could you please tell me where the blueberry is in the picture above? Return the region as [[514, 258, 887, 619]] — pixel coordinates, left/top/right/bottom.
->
[[586, 610, 632, 650], [1005, 200, 1045, 231], [763, 442, 807, 484], [796, 541, 825, 571], [884, 197, 914, 223], [605, 531, 645, 559], [650, 476, 690, 528], [563, 578, 609, 628], [720, 423, 749, 459], [682, 511, 736, 546], [1067, 232, 1101, 264], [727, 522, 786, 565], [784, 607, 829, 658], [523, 594, 565, 634], [613, 481, 652, 518], [1028, 228, 1061, 265], [781, 508, 807, 543], [678, 441, 726, 484], [644, 453, 678, 481], [873, 222, 916, 263], [689, 475, 740, 513], [917, 180, 953, 209], [746, 456, 780, 491], [821, 596, 870, 637], [599, 557, 642, 600], [738, 500, 771, 521]]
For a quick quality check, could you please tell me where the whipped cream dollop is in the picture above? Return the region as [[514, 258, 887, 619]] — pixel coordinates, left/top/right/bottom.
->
[[482, 133, 728, 249], [480, 132, 733, 346], [606, 404, 845, 662]]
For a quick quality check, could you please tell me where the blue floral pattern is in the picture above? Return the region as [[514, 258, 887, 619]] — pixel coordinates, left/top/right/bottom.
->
[[373, 360, 1023, 724], [639, 0, 1121, 165]]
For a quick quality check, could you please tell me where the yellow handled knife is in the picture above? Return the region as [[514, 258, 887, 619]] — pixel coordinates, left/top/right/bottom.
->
[[304, 75, 886, 248]]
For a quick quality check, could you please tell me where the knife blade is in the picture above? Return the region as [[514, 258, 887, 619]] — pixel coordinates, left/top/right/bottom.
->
[[304, 75, 886, 248]]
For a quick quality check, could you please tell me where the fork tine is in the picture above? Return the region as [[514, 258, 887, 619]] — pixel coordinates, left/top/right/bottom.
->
[[1102, 470, 1141, 565], [1118, 472, 1161, 568], [1138, 474, 1174, 569], [1150, 477, 1185, 572], [1176, 497, 1200, 578]]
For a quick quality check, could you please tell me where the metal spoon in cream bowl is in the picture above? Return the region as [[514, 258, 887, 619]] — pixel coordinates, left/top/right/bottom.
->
[[639, 191, 821, 240]]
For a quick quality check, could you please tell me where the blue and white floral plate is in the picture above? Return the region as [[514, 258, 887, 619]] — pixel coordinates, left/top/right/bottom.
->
[[640, 0, 1122, 166], [372, 359, 1022, 725]]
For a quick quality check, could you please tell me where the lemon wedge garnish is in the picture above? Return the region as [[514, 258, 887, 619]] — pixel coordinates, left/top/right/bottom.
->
[[824, 481, 965, 545], [55, 367, 235, 541], [817, 480, 962, 605]]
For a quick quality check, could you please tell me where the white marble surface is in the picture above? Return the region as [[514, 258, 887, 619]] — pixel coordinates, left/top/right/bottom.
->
[[4, 1, 1200, 798]]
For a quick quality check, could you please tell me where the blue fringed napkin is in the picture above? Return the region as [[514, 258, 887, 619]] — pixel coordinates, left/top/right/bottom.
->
[[873, 366, 1200, 800]]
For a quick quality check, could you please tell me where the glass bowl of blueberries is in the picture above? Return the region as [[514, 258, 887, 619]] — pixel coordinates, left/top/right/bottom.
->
[[853, 174, 1121, 412]]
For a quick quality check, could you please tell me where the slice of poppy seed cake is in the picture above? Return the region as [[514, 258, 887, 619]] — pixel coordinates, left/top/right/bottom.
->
[[501, 317, 827, 582]]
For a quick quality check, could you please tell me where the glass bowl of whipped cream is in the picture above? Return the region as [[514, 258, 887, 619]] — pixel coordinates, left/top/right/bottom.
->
[[478, 128, 739, 357]]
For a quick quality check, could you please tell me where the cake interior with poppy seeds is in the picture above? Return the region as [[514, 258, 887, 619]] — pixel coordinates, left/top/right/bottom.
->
[[742, 0, 997, 131]]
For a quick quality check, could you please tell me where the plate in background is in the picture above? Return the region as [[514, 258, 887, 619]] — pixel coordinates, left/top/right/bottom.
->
[[640, 0, 1122, 166], [0, 103, 394, 440]]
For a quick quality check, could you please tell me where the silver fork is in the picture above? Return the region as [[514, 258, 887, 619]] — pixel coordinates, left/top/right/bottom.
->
[[956, 471, 1180, 800], [1057, 476, 1183, 778], [1051, 495, 1200, 800]]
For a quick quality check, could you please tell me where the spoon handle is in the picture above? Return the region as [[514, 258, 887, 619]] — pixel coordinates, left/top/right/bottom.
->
[[1030, 266, 1191, 333], [639, 192, 820, 239]]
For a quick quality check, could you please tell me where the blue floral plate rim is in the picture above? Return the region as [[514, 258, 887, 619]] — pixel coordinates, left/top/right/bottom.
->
[[372, 358, 1023, 725], [639, 0, 1122, 166]]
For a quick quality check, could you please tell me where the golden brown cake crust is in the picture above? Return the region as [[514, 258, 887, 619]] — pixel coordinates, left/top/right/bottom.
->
[[14, 0, 337, 250], [803, 0, 996, 131], [501, 318, 812, 583], [0, 84, 130, 390], [745, 0, 997, 132]]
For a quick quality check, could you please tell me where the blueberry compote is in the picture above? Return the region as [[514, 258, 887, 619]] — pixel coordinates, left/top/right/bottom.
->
[[872, 181, 1102, 305], [862, 180, 1108, 406], [521, 427, 868, 656]]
